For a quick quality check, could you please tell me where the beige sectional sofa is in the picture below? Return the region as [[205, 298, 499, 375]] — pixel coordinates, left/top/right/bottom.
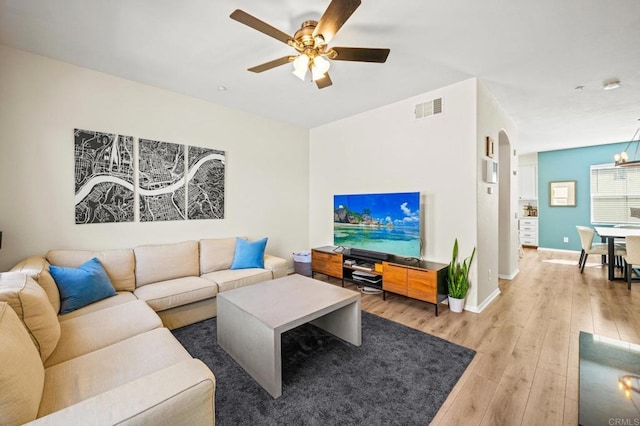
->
[[0, 237, 287, 425], [12, 237, 287, 329]]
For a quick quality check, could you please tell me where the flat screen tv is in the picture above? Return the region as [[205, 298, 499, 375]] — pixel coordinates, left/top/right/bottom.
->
[[333, 191, 421, 258]]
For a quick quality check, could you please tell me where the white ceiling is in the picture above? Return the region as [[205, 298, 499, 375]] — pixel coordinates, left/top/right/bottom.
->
[[1, 0, 639, 154]]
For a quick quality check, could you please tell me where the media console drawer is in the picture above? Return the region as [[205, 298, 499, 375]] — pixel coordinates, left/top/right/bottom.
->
[[406, 268, 437, 304], [382, 261, 447, 314], [311, 249, 343, 279], [382, 262, 408, 296]]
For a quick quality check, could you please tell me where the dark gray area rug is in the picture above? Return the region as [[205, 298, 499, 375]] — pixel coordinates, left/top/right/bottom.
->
[[172, 311, 475, 425]]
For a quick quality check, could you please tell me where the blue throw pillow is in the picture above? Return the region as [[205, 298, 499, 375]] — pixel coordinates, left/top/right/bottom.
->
[[230, 237, 268, 270], [49, 257, 117, 314]]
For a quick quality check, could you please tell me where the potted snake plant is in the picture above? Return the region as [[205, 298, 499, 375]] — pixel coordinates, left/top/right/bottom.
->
[[447, 238, 476, 313]]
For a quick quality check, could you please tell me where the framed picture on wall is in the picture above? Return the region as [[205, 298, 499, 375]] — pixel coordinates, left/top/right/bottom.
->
[[549, 181, 576, 207], [485, 136, 495, 158]]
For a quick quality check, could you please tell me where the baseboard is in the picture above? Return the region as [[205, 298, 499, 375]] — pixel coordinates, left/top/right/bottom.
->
[[536, 247, 581, 254], [464, 287, 501, 313], [499, 268, 519, 280]]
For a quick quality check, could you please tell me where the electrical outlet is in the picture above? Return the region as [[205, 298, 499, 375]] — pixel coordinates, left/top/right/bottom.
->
[[563, 237, 569, 243], [488, 269, 492, 280]]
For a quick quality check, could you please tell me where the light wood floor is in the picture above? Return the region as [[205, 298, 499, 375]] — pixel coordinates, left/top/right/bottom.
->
[[317, 248, 640, 425]]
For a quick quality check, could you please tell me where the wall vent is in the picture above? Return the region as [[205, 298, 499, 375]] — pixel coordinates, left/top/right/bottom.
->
[[414, 97, 443, 119]]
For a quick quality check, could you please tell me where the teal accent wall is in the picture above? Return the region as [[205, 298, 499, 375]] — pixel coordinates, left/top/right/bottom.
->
[[538, 141, 629, 251]]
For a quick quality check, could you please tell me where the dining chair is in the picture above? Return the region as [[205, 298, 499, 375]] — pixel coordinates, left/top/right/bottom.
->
[[623, 235, 640, 290], [576, 226, 626, 273], [599, 226, 627, 271]]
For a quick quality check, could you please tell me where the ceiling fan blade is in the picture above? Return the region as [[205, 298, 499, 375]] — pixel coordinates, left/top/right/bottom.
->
[[331, 47, 390, 63], [313, 0, 362, 44], [248, 56, 296, 73], [315, 73, 333, 89], [230, 9, 293, 45]]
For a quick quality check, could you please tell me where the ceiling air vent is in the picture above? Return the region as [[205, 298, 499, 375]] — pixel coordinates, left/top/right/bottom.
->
[[414, 97, 443, 119]]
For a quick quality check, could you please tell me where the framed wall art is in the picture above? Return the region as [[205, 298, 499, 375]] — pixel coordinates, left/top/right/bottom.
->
[[549, 180, 576, 207], [74, 129, 135, 224], [485, 136, 495, 158]]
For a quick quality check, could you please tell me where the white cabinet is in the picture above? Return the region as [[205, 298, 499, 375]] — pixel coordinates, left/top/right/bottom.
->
[[519, 218, 538, 246], [518, 165, 537, 200]]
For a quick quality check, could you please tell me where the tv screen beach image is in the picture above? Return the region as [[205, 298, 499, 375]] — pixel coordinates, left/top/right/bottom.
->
[[333, 192, 421, 258]]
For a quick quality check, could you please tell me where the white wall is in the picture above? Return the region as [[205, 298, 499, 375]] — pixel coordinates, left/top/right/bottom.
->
[[0, 46, 310, 271], [518, 153, 537, 166], [309, 79, 481, 304], [476, 81, 518, 306], [498, 130, 519, 280]]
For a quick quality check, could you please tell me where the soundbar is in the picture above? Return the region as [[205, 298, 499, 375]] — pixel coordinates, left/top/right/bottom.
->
[[348, 248, 389, 261]]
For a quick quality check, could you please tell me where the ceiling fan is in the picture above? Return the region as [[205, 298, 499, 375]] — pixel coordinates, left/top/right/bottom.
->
[[230, 0, 390, 89]]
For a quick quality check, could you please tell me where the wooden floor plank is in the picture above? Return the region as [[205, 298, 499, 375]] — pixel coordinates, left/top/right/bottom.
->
[[563, 397, 579, 426], [565, 331, 580, 401], [521, 368, 566, 425], [570, 277, 594, 334], [479, 348, 538, 426], [537, 318, 571, 375], [474, 321, 523, 382], [432, 373, 498, 426]]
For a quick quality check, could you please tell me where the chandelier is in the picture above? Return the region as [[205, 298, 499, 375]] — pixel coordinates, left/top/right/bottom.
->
[[614, 127, 640, 167]]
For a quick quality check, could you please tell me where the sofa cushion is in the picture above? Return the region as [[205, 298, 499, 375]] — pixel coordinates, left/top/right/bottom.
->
[[47, 249, 136, 292], [199, 237, 242, 274], [58, 291, 137, 321], [135, 241, 200, 287], [0, 272, 61, 362], [34, 359, 215, 425], [201, 268, 272, 292], [230, 237, 268, 270], [11, 256, 61, 314], [38, 328, 192, 418], [49, 258, 117, 314], [0, 302, 45, 425], [264, 254, 288, 279], [134, 277, 218, 312], [44, 300, 162, 367]]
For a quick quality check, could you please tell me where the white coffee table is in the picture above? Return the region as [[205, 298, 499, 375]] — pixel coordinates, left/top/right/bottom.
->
[[217, 274, 361, 398]]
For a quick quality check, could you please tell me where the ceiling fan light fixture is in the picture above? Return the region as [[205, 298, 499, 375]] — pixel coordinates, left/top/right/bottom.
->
[[311, 55, 331, 81], [230, 1, 389, 90], [292, 66, 307, 81], [292, 54, 310, 80]]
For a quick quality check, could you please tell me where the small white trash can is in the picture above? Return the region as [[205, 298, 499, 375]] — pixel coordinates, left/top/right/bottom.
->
[[293, 251, 312, 277]]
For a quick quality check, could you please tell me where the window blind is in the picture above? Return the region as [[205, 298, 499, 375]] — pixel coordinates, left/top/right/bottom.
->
[[590, 164, 640, 224]]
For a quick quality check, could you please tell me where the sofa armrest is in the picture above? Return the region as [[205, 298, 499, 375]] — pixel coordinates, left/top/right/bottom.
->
[[10, 256, 61, 314], [27, 359, 215, 426], [264, 254, 287, 279], [11, 255, 50, 275]]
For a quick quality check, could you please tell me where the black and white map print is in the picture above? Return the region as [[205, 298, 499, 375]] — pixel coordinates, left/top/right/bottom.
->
[[138, 138, 186, 221], [187, 146, 225, 220], [74, 129, 134, 224]]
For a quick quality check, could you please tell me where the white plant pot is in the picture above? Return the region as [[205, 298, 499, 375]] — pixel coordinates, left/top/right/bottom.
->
[[448, 296, 465, 313]]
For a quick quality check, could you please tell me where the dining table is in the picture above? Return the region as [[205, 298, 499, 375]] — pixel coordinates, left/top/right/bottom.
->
[[594, 226, 640, 281]]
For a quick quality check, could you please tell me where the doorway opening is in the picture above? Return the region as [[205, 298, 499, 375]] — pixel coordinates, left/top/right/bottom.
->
[[498, 130, 517, 278]]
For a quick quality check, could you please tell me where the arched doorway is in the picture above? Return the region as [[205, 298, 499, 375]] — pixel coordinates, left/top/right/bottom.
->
[[498, 130, 518, 278]]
